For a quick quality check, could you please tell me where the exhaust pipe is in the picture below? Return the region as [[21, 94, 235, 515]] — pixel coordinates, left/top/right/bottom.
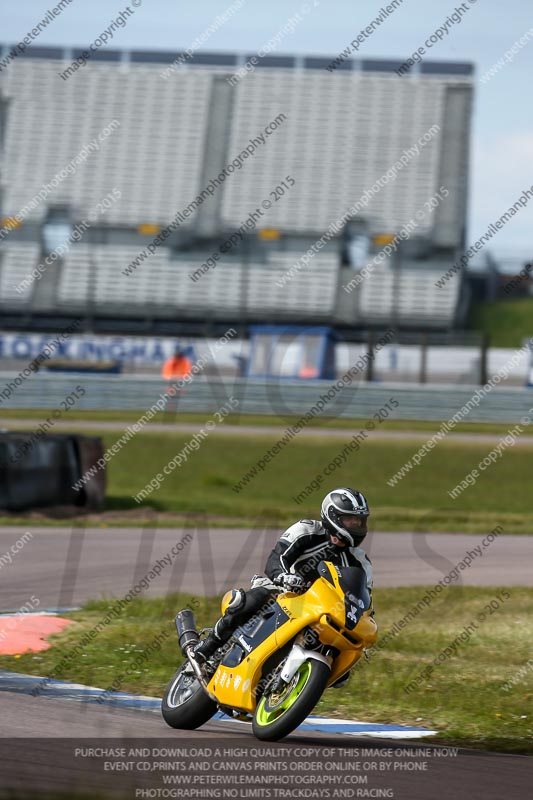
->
[[175, 609, 199, 656], [174, 609, 219, 704]]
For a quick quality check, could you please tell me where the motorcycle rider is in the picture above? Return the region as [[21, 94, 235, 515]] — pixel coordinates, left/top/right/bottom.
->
[[193, 487, 373, 675]]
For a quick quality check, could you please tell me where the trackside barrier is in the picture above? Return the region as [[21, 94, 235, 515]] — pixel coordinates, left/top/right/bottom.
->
[[0, 373, 532, 423]]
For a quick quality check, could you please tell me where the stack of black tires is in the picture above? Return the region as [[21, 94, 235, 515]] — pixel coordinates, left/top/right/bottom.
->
[[0, 432, 105, 511]]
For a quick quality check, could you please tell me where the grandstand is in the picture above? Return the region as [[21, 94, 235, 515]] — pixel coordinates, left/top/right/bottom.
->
[[341, 258, 462, 328], [30, 242, 340, 322], [0, 244, 40, 305], [0, 47, 474, 335]]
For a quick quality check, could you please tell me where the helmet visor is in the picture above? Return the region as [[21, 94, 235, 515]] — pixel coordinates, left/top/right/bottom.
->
[[341, 515, 368, 534]]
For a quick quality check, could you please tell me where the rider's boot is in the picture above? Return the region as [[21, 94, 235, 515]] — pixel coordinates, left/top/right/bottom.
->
[[193, 619, 231, 663], [193, 589, 247, 663]]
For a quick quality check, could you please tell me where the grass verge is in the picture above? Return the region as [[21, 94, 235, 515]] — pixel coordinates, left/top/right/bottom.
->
[[1, 588, 530, 753], [1, 429, 533, 532], [82, 431, 533, 534]]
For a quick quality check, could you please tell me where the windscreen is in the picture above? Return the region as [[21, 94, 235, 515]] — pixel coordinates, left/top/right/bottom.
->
[[338, 566, 371, 630]]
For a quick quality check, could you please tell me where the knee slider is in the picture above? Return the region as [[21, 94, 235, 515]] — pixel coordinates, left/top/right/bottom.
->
[[221, 588, 246, 616], [228, 588, 246, 611]]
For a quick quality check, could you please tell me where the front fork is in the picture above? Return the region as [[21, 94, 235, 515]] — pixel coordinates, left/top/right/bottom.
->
[[268, 641, 332, 694]]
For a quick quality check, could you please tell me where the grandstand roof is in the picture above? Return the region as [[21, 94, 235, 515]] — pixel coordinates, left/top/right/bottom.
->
[[0, 44, 474, 75]]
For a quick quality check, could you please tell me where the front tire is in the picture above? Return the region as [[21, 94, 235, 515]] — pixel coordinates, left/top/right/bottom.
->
[[161, 665, 217, 730], [252, 659, 330, 741]]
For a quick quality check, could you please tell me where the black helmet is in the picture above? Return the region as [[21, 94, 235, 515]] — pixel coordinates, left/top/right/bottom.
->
[[321, 487, 369, 547]]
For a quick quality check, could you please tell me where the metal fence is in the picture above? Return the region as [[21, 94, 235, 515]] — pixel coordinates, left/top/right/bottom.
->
[[1, 373, 533, 424]]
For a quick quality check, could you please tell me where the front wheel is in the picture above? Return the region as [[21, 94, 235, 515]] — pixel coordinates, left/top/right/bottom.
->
[[252, 659, 330, 741], [161, 664, 217, 730]]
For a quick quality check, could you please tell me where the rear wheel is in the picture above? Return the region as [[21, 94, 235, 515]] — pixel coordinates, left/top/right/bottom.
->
[[252, 659, 330, 741], [161, 664, 217, 730]]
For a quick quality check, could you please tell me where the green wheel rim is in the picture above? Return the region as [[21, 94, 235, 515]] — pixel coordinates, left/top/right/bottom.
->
[[256, 661, 313, 727]]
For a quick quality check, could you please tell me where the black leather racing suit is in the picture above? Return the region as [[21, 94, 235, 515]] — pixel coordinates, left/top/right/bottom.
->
[[211, 519, 373, 643], [265, 519, 373, 587]]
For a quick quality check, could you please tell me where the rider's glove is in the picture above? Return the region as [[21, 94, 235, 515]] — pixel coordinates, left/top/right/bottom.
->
[[277, 573, 305, 593]]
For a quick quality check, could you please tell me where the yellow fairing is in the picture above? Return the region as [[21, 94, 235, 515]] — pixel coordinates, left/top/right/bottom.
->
[[207, 638, 288, 713], [207, 563, 378, 714]]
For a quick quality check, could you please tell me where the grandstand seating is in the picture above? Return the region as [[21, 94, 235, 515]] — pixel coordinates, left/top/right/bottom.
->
[[223, 71, 446, 236], [0, 244, 40, 304], [2, 60, 212, 227], [54, 243, 460, 326], [357, 262, 460, 326], [57, 244, 339, 320], [2, 52, 471, 242], [0, 238, 460, 327]]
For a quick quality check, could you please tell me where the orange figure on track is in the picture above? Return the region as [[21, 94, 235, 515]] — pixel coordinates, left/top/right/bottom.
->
[[162, 347, 193, 416], [298, 364, 318, 379], [162, 349, 192, 381]]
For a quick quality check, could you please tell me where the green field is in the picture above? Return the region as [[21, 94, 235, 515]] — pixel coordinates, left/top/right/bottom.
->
[[1, 423, 533, 533], [106, 432, 530, 533], [469, 297, 533, 347], [2, 588, 530, 753]]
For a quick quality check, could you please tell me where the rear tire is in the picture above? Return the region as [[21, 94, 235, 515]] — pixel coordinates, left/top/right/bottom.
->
[[161, 664, 217, 730], [252, 659, 330, 741]]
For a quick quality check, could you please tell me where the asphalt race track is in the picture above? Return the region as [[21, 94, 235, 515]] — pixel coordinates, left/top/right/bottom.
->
[[0, 526, 531, 612], [0, 692, 531, 800], [4, 417, 533, 445]]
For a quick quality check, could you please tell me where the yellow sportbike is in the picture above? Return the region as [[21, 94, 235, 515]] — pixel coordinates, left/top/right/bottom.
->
[[162, 560, 377, 741]]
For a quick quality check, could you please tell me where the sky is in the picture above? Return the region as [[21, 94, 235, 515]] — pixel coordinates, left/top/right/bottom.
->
[[2, 0, 533, 255]]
